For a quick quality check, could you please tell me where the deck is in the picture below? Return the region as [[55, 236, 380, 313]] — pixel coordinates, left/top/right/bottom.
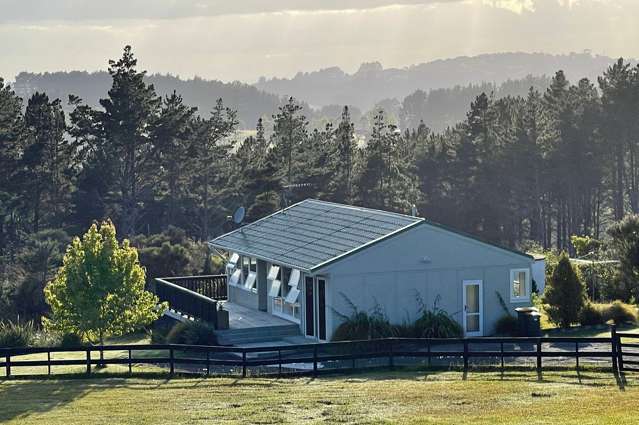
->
[[222, 301, 295, 329]]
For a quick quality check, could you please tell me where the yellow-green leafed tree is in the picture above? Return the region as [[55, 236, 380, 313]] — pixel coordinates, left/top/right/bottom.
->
[[44, 220, 164, 348]]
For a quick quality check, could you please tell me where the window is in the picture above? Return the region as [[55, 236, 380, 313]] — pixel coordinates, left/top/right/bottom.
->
[[510, 268, 530, 302], [226, 253, 239, 275]]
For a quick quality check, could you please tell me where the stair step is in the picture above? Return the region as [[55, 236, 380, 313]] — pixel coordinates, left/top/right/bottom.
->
[[215, 324, 301, 346]]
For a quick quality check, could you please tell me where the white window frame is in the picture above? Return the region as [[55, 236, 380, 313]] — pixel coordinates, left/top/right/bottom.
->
[[510, 268, 530, 302]]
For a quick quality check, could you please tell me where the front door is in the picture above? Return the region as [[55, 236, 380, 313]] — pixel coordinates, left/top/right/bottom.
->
[[463, 280, 483, 337]]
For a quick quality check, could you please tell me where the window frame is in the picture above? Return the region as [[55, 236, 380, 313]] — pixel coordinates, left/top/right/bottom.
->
[[510, 268, 530, 302]]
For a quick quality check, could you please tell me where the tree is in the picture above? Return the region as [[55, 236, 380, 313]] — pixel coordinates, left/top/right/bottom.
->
[[96, 45, 162, 236], [608, 215, 639, 301], [271, 97, 308, 186], [327, 106, 357, 203], [44, 221, 163, 354], [18, 92, 71, 232], [543, 253, 585, 328]]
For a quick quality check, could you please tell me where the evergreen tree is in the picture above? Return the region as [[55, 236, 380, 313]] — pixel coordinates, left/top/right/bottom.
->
[[96, 45, 162, 236], [327, 106, 357, 203], [271, 97, 308, 186], [543, 252, 585, 328], [18, 92, 72, 231]]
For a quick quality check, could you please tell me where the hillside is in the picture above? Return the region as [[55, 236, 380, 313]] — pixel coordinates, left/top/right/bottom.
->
[[11, 71, 283, 128], [255, 52, 620, 110]]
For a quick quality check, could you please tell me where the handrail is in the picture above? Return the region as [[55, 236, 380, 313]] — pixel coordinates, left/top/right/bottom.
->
[[154, 278, 219, 327]]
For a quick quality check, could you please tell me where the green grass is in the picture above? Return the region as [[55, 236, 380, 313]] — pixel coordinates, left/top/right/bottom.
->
[[0, 369, 638, 424]]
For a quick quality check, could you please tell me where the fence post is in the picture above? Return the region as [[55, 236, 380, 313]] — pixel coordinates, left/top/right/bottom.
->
[[618, 333, 625, 372], [463, 340, 469, 377], [536, 338, 542, 380], [86, 349, 91, 376], [389, 339, 394, 369], [242, 351, 247, 378], [128, 349, 132, 374], [169, 348, 175, 376], [427, 339, 431, 369], [278, 349, 282, 377], [500, 342, 504, 372], [313, 345, 318, 376], [48, 351, 51, 376], [352, 343, 356, 370], [575, 342, 580, 370], [206, 351, 210, 376], [5, 354, 10, 378], [611, 325, 619, 373]]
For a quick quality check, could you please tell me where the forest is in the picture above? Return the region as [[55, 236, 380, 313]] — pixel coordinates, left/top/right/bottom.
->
[[2, 46, 639, 321]]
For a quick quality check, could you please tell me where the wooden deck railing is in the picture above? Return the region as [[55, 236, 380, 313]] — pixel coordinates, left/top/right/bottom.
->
[[153, 278, 220, 327], [156, 274, 227, 300]]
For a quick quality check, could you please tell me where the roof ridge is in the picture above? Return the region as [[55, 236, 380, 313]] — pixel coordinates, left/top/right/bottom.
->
[[303, 199, 423, 222]]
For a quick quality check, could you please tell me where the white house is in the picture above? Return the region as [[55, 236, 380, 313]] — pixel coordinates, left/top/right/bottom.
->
[[209, 199, 535, 341]]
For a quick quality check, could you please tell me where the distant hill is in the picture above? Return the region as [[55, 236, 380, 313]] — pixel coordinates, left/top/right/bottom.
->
[[11, 71, 283, 128], [254, 52, 621, 110]]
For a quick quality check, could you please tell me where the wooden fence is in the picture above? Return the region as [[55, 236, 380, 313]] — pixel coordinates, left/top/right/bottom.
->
[[1, 333, 631, 380]]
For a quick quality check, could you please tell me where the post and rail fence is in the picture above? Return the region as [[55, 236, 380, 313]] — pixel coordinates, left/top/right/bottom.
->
[[1, 326, 636, 380]]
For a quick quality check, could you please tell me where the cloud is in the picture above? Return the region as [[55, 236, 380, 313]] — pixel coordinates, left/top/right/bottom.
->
[[0, 0, 463, 22], [0, 0, 636, 84]]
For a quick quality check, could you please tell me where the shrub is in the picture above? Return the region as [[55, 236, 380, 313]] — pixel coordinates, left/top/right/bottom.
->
[[494, 315, 518, 336], [59, 333, 85, 348], [413, 309, 463, 338], [543, 253, 586, 328], [579, 303, 606, 326], [165, 321, 218, 346], [0, 320, 36, 348], [332, 310, 395, 341], [604, 301, 638, 325]]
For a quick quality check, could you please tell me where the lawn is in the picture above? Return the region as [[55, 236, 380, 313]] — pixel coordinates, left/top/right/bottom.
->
[[0, 369, 637, 424]]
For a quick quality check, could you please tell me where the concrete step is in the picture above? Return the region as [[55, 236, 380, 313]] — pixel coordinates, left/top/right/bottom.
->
[[215, 324, 301, 346]]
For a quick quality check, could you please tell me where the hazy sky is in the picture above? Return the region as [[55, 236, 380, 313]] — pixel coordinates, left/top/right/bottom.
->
[[1, 0, 636, 83]]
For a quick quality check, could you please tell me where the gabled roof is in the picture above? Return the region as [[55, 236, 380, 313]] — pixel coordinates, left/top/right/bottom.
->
[[209, 199, 423, 271]]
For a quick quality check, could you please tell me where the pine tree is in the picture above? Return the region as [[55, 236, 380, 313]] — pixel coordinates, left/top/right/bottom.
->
[[271, 97, 308, 186], [327, 106, 357, 203], [97, 45, 162, 236], [18, 92, 72, 231]]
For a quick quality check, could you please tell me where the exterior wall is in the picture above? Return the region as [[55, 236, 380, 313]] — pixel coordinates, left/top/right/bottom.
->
[[319, 223, 534, 340]]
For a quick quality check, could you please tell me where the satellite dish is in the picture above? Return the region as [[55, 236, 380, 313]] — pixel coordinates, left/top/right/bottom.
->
[[232, 206, 246, 224]]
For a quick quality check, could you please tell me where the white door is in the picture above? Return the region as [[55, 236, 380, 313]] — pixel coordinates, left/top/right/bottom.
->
[[463, 280, 483, 337]]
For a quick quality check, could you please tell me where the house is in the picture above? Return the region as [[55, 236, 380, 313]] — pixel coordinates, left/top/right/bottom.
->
[[209, 199, 535, 341]]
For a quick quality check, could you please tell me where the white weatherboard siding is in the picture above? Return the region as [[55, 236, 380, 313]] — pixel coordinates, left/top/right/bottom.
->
[[319, 223, 533, 340]]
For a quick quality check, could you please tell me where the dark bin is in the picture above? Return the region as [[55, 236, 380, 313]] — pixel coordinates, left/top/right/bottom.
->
[[515, 307, 541, 337]]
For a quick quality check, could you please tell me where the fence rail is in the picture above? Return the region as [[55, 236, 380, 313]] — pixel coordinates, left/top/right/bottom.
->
[[0, 334, 628, 380]]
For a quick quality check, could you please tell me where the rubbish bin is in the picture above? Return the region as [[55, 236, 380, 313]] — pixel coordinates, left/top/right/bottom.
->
[[515, 307, 541, 337]]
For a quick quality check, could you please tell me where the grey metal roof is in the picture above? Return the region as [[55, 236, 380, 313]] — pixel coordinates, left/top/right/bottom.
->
[[209, 199, 424, 271]]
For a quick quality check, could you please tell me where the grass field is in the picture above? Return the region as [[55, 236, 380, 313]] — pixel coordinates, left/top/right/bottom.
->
[[1, 369, 637, 424]]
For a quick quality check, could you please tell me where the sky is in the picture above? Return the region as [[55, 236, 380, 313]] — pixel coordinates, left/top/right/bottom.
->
[[0, 0, 636, 83]]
